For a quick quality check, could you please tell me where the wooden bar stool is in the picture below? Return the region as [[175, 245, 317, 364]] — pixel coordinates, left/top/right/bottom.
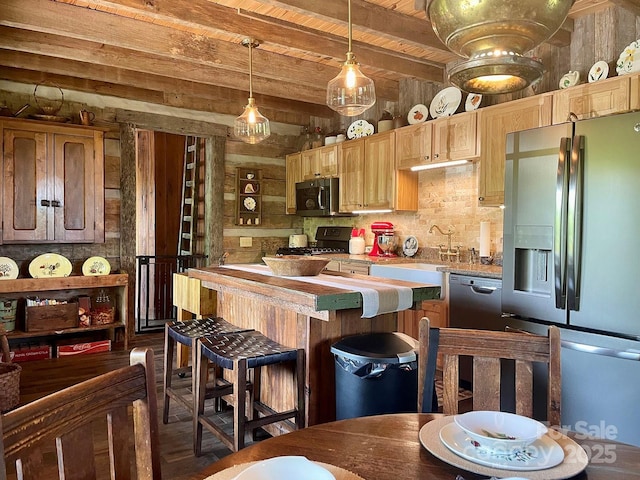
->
[[163, 316, 253, 423], [194, 331, 305, 453]]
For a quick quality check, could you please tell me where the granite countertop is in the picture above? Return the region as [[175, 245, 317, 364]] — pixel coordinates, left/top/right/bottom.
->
[[321, 254, 503, 280]]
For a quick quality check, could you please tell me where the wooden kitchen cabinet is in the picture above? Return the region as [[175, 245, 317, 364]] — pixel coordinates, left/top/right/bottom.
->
[[478, 93, 553, 206], [396, 111, 479, 170], [285, 152, 302, 214], [339, 131, 417, 212], [397, 299, 448, 340], [1, 118, 105, 243], [552, 75, 637, 124], [300, 144, 339, 180]]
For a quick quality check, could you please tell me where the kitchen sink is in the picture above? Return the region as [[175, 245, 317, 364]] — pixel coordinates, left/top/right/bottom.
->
[[369, 263, 445, 298]]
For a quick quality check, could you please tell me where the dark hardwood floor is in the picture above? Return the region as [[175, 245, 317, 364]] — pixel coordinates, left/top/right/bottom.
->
[[14, 332, 261, 480]]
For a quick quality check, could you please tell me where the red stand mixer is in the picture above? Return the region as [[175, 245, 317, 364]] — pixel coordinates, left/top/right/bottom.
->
[[369, 221, 397, 257]]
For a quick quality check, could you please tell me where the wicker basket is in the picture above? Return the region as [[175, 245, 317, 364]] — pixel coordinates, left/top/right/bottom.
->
[[1, 324, 21, 412], [0, 362, 21, 412]]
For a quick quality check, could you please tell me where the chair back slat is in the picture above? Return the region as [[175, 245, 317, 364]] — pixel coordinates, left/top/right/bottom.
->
[[1, 348, 161, 480], [472, 357, 501, 412], [514, 359, 534, 419], [418, 317, 561, 427]]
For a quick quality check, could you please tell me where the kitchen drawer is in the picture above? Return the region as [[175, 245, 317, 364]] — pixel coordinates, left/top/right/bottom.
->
[[339, 262, 370, 275]]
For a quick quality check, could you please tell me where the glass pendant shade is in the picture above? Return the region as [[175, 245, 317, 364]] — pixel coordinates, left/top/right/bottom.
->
[[326, 0, 376, 116], [327, 52, 376, 116], [234, 97, 271, 144], [235, 38, 270, 144]]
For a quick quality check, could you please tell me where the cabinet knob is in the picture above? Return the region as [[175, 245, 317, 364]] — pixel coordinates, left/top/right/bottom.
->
[[478, 196, 485, 201], [434, 153, 439, 159], [40, 199, 50, 207], [51, 200, 61, 208], [424, 155, 430, 161]]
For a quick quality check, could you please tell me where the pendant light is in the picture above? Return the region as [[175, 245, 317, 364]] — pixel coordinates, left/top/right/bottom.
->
[[425, 0, 573, 94], [326, 0, 376, 116], [234, 38, 271, 144]]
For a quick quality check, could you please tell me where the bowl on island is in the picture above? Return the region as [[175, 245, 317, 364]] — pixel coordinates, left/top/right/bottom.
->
[[454, 410, 548, 453], [262, 255, 330, 277]]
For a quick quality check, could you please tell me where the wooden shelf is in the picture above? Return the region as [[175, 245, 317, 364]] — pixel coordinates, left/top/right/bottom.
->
[[0, 273, 130, 350]]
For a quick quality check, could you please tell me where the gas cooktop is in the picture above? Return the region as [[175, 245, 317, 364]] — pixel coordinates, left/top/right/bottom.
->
[[275, 247, 346, 256], [276, 226, 352, 256]]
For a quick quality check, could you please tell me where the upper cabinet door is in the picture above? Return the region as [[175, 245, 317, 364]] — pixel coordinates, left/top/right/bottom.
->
[[285, 152, 302, 214], [1, 120, 105, 243], [338, 139, 365, 212], [52, 133, 103, 242], [432, 111, 479, 162], [478, 94, 553, 206], [2, 128, 50, 242], [395, 122, 432, 170], [552, 76, 631, 124], [363, 132, 395, 210]]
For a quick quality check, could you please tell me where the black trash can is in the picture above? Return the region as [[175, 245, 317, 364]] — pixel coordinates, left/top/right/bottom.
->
[[331, 331, 419, 420]]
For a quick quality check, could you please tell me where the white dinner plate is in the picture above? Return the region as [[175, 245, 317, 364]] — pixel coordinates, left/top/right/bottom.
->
[[82, 256, 111, 276], [347, 120, 374, 139], [231, 456, 335, 480], [407, 104, 429, 124], [0, 256, 19, 280], [419, 416, 588, 479], [465, 93, 482, 112], [430, 87, 462, 118], [29, 253, 72, 278], [439, 421, 564, 471], [588, 60, 609, 82], [616, 39, 640, 75]]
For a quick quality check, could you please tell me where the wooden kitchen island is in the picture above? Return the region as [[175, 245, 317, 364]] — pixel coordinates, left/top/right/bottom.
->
[[185, 265, 440, 428]]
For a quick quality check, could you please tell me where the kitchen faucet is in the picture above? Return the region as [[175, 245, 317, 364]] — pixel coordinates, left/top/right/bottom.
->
[[428, 224, 461, 262]]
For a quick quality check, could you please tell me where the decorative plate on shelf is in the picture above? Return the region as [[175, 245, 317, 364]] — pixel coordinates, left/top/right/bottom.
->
[[347, 120, 374, 139], [28, 253, 72, 278], [0, 257, 19, 280], [559, 71, 580, 89], [430, 87, 462, 118], [616, 39, 640, 75], [82, 256, 111, 276], [465, 93, 483, 111], [407, 104, 429, 124], [588, 60, 609, 82], [243, 197, 257, 211]]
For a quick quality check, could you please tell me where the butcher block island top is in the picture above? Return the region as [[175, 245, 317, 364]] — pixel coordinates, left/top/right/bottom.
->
[[184, 265, 440, 427]]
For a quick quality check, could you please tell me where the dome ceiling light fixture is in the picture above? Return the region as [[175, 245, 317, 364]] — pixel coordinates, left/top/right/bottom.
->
[[234, 38, 271, 144], [326, 0, 376, 116], [426, 0, 575, 94]]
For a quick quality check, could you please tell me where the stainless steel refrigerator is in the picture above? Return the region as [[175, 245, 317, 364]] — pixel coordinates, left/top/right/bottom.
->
[[502, 110, 640, 447]]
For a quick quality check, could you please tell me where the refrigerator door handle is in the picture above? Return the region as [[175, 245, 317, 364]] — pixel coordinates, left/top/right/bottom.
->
[[567, 135, 585, 311], [562, 339, 640, 361], [554, 137, 571, 309]]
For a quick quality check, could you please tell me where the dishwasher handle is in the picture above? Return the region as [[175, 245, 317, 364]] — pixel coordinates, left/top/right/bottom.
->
[[460, 284, 499, 294]]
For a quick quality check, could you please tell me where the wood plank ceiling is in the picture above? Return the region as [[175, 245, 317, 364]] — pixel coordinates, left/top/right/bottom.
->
[[0, 0, 635, 121]]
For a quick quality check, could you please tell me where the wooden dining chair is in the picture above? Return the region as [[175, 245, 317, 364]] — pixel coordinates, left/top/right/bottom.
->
[[0, 347, 162, 480], [418, 317, 562, 427]]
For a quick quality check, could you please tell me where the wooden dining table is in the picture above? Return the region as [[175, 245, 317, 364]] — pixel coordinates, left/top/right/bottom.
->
[[190, 413, 640, 480]]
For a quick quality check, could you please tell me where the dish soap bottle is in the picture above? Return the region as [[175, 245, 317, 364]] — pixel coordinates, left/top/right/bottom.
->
[[349, 228, 366, 255]]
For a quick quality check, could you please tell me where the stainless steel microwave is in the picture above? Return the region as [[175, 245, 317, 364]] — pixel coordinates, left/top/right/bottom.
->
[[295, 178, 341, 216]]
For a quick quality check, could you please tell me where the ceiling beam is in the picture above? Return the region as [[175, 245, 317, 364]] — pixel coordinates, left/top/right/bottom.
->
[[50, 0, 449, 81], [0, 0, 398, 100]]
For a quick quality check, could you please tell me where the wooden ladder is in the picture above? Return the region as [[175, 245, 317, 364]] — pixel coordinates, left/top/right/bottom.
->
[[177, 136, 200, 256]]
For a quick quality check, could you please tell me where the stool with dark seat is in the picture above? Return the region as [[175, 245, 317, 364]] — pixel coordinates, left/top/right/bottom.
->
[[163, 316, 254, 423], [194, 330, 305, 453]]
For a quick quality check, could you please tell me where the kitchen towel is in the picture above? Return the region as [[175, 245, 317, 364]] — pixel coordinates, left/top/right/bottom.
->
[[221, 264, 414, 318], [480, 221, 490, 257]]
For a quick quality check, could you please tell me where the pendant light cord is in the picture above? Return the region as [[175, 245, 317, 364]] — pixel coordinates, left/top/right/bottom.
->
[[248, 41, 254, 98], [347, 0, 352, 54]]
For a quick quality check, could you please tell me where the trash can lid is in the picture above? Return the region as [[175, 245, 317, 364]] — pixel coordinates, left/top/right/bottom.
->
[[330, 332, 418, 363]]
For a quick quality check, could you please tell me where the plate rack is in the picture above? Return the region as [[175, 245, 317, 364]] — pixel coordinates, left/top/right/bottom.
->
[[236, 167, 262, 226]]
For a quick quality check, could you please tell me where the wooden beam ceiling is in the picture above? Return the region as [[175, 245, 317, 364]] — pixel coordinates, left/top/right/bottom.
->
[[0, 0, 621, 122]]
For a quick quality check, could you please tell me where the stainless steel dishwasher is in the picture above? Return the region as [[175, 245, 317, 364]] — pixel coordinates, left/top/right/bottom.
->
[[448, 273, 504, 388]]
